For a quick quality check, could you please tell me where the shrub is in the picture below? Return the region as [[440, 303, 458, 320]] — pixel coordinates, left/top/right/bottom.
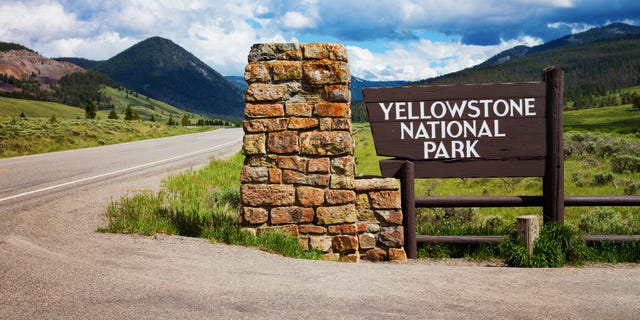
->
[[592, 171, 614, 185], [500, 223, 590, 267], [623, 182, 639, 195], [578, 208, 634, 234], [611, 154, 640, 173]]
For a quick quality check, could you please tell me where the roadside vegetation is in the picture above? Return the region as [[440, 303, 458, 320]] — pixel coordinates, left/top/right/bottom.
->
[[101, 153, 322, 260], [102, 95, 639, 266], [0, 116, 220, 158]]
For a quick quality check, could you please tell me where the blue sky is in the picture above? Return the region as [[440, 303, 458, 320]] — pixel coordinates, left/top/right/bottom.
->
[[1, 0, 639, 81]]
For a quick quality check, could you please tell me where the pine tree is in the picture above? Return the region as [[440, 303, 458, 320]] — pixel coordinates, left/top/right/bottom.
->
[[633, 95, 640, 110], [108, 110, 119, 119], [167, 115, 175, 126], [124, 105, 138, 120], [85, 100, 97, 119], [181, 114, 191, 126]]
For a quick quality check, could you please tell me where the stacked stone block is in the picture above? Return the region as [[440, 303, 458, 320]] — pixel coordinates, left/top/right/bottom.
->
[[354, 177, 407, 263], [240, 42, 406, 263]]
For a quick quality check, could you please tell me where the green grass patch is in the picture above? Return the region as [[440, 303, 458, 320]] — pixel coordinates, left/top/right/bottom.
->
[[102, 153, 322, 260], [0, 96, 85, 118], [565, 104, 640, 134], [0, 117, 218, 158], [98, 86, 196, 122]]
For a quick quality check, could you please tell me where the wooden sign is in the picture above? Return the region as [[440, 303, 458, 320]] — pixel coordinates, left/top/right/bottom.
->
[[363, 82, 548, 178]]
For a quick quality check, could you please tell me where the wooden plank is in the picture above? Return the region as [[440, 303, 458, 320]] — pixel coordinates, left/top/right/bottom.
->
[[417, 235, 640, 245], [362, 82, 546, 102], [380, 159, 545, 178], [365, 97, 546, 122], [415, 196, 544, 208], [584, 235, 640, 244], [565, 196, 640, 206], [416, 235, 503, 244], [369, 118, 546, 160]]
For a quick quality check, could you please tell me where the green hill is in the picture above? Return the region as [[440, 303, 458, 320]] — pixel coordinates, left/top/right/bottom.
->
[[94, 37, 244, 117], [416, 23, 640, 104], [97, 86, 198, 122], [0, 96, 84, 118]]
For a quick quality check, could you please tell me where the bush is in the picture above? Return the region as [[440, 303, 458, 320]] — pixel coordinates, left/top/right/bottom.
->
[[623, 182, 639, 195], [500, 223, 590, 267], [592, 171, 614, 185], [578, 208, 634, 234], [610, 154, 640, 173]]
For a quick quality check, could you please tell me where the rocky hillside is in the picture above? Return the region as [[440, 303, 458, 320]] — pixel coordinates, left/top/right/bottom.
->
[[0, 49, 84, 91]]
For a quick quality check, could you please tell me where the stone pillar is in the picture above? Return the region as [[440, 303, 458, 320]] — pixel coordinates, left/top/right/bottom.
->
[[240, 43, 358, 261]]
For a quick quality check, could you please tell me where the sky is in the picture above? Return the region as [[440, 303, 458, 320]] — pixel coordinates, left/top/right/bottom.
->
[[1, 0, 639, 81]]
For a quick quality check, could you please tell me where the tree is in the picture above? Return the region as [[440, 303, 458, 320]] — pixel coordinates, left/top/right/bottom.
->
[[633, 95, 640, 110], [108, 110, 119, 119], [85, 100, 97, 119], [167, 115, 176, 126], [150, 114, 156, 122], [181, 114, 191, 126], [19, 112, 26, 118], [124, 105, 138, 120]]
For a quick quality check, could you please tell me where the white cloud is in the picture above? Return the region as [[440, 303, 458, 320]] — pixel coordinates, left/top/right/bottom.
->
[[547, 22, 596, 34], [282, 11, 314, 29], [1, 0, 635, 81], [0, 1, 85, 43], [348, 34, 543, 81], [40, 32, 138, 59]]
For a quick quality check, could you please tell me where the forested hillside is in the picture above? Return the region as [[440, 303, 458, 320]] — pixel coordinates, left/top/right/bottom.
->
[[416, 24, 640, 108], [94, 37, 245, 117]]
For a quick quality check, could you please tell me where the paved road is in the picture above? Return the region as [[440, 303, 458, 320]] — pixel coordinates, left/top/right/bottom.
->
[[1, 128, 639, 320]]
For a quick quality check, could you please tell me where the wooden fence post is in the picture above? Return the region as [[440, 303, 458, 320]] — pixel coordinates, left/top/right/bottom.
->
[[543, 66, 565, 224], [517, 215, 539, 254], [401, 161, 417, 259]]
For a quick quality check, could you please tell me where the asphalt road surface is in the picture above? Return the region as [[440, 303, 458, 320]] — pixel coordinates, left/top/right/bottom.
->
[[1, 128, 639, 320]]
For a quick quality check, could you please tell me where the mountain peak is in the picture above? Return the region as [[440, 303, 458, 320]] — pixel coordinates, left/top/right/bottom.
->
[[0, 44, 84, 87], [95, 36, 244, 117], [479, 22, 640, 68]]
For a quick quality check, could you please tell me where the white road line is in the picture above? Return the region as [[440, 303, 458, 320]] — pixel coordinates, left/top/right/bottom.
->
[[0, 139, 242, 203]]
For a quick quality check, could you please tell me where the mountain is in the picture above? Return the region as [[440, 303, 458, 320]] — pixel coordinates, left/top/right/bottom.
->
[[417, 23, 640, 101], [94, 37, 244, 117], [478, 23, 640, 68], [0, 41, 126, 109], [225, 76, 247, 90], [0, 46, 84, 90], [225, 75, 407, 102], [55, 57, 102, 70], [350, 77, 408, 101]]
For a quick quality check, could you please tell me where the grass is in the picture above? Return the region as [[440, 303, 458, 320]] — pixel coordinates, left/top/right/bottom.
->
[[102, 153, 322, 260], [0, 96, 85, 118], [98, 86, 197, 122], [0, 116, 218, 158], [101, 104, 639, 265], [564, 104, 640, 134]]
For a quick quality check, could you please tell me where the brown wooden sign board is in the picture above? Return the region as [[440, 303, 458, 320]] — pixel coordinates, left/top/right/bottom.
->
[[363, 82, 548, 178]]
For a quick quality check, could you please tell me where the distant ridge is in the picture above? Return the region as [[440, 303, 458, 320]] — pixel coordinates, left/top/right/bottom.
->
[[55, 57, 102, 70], [416, 23, 640, 101], [95, 37, 244, 117]]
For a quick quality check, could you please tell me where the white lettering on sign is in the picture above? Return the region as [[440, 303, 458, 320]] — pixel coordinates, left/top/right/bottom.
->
[[379, 98, 538, 160]]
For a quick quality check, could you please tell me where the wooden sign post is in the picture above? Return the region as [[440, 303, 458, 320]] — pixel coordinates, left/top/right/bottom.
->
[[363, 67, 564, 258]]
